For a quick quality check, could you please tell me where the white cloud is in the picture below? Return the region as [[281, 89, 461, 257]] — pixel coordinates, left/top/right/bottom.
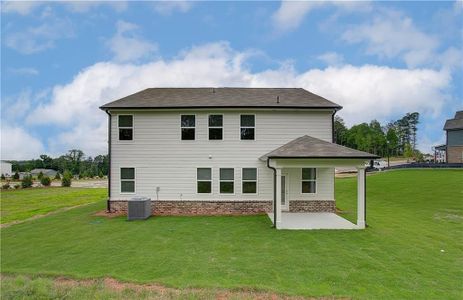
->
[[272, 1, 325, 32], [272, 0, 371, 32], [0, 1, 42, 15], [9, 67, 39, 76], [1, 1, 127, 15], [342, 9, 440, 67], [152, 1, 193, 15], [24, 42, 452, 155], [107, 20, 158, 62], [317, 52, 344, 66], [0, 125, 45, 160], [5, 17, 74, 54]]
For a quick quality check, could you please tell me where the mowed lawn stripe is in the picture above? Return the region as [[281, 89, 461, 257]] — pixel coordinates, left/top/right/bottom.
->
[[0, 187, 106, 224], [1, 170, 462, 299]]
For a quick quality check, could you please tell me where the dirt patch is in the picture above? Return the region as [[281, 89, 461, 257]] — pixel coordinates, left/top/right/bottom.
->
[[93, 210, 125, 218], [5, 274, 346, 300]]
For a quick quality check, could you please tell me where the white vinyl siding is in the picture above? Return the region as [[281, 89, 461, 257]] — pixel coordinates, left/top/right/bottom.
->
[[110, 109, 333, 201]]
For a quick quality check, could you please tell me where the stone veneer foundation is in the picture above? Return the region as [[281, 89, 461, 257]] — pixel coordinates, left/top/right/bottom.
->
[[109, 200, 335, 215]]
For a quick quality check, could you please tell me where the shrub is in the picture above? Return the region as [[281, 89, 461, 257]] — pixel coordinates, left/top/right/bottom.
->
[[78, 173, 83, 179], [40, 176, 51, 186], [61, 171, 72, 187], [37, 171, 44, 180], [2, 182, 10, 190], [14, 184, 20, 189], [21, 175, 33, 188], [54, 173, 61, 180], [99, 171, 104, 178], [13, 172, 20, 180], [1, 174, 5, 180]]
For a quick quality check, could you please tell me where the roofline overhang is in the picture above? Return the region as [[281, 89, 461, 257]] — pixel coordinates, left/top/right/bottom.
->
[[264, 155, 380, 160], [99, 105, 343, 111]]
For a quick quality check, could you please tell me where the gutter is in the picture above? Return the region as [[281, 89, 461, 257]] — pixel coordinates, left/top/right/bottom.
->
[[266, 158, 277, 228], [105, 110, 112, 212], [331, 110, 337, 143]]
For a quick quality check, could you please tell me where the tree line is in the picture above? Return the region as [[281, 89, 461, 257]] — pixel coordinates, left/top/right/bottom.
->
[[11, 149, 109, 178], [334, 112, 421, 158]]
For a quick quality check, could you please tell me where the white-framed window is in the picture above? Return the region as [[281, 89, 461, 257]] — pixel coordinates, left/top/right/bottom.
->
[[242, 168, 257, 194], [118, 115, 133, 141], [208, 114, 223, 140], [120, 167, 135, 193], [197, 168, 212, 193], [181, 115, 195, 140], [240, 114, 255, 140], [219, 168, 234, 194], [301, 168, 316, 194]]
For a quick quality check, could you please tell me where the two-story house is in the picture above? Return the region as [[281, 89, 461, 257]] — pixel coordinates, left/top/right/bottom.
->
[[100, 88, 377, 229]]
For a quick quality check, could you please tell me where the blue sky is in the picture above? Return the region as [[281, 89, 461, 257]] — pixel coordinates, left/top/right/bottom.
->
[[1, 0, 462, 159]]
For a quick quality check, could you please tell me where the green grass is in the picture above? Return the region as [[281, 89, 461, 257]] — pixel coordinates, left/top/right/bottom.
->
[[1, 170, 462, 299], [0, 187, 106, 224]]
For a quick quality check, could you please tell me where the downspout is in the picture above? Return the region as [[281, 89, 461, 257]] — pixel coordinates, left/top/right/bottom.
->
[[266, 157, 277, 228], [331, 110, 336, 143], [105, 110, 112, 212]]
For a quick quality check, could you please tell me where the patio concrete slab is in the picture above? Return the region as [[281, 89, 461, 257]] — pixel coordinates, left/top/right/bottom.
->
[[267, 212, 359, 230]]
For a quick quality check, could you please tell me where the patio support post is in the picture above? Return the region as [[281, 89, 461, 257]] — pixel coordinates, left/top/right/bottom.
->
[[275, 168, 282, 229], [357, 166, 366, 229]]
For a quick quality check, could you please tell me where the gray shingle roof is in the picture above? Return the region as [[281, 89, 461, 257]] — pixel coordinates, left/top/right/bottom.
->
[[444, 110, 463, 130], [100, 88, 342, 110], [260, 135, 379, 160]]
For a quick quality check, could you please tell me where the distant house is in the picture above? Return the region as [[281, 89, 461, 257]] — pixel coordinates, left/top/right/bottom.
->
[[1, 161, 12, 177], [99, 87, 379, 230], [436, 111, 463, 163], [30, 168, 58, 178]]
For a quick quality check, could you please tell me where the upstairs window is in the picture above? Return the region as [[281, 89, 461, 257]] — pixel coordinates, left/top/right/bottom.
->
[[118, 115, 133, 141], [208, 115, 223, 140], [240, 115, 255, 140], [301, 168, 316, 194], [219, 168, 234, 194], [197, 168, 212, 194], [120, 167, 135, 193], [181, 115, 195, 140], [242, 168, 257, 194]]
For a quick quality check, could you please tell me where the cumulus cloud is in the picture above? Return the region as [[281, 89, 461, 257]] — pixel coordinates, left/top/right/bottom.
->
[[107, 20, 158, 62], [342, 9, 440, 67], [24, 42, 453, 155], [152, 1, 193, 15], [0, 125, 45, 160]]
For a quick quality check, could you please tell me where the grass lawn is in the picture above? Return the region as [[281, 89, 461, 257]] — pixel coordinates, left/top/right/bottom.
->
[[1, 170, 462, 299], [0, 187, 106, 224]]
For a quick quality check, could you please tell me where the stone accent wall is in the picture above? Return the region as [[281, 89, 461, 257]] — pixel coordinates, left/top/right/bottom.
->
[[109, 200, 272, 216], [109, 199, 336, 215], [289, 200, 335, 213], [447, 146, 463, 163]]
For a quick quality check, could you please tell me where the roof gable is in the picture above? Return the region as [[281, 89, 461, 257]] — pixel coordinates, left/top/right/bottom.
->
[[444, 110, 463, 130], [260, 135, 379, 160], [100, 88, 342, 110]]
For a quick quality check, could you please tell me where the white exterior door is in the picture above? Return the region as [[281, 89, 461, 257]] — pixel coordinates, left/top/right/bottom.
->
[[281, 174, 289, 211]]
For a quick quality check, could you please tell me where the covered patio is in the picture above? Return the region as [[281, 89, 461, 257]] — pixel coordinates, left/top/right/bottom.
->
[[262, 135, 379, 230]]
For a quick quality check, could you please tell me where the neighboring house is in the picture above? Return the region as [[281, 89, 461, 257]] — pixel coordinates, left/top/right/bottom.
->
[[1, 161, 12, 177], [30, 168, 58, 178], [100, 88, 377, 229], [443, 111, 463, 163]]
